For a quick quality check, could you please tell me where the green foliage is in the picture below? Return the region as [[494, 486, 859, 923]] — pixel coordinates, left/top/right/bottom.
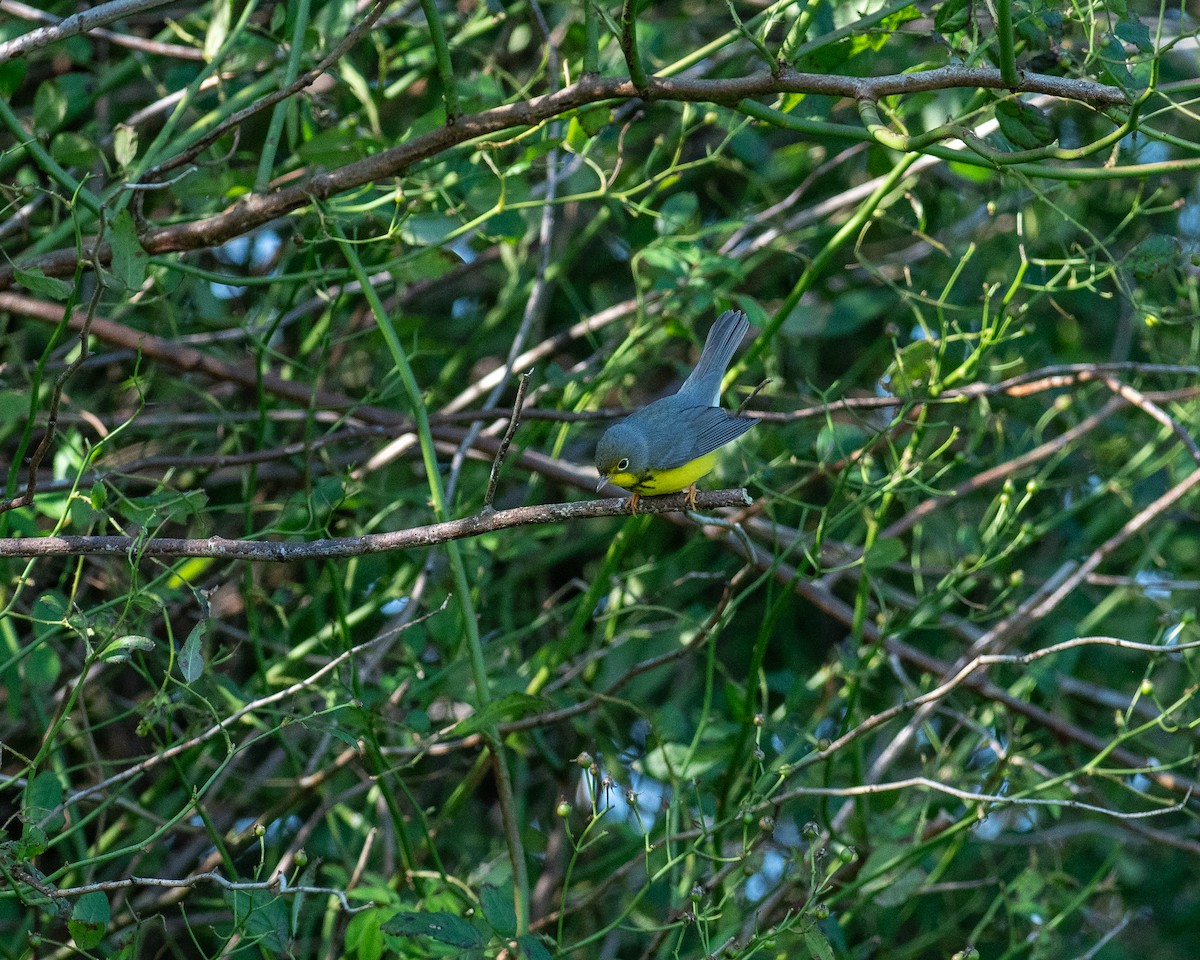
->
[[1, 0, 1199, 958]]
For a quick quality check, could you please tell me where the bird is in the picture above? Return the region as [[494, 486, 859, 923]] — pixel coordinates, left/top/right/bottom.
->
[[594, 309, 757, 511]]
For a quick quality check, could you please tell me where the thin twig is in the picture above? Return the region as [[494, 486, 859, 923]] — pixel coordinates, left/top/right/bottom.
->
[[736, 377, 772, 414], [145, 0, 392, 180], [971, 467, 1200, 653], [771, 776, 1190, 821], [38, 872, 377, 914], [0, 248, 104, 514], [1100, 375, 1200, 465], [708, 526, 1200, 799], [63, 600, 447, 808], [483, 370, 533, 511]]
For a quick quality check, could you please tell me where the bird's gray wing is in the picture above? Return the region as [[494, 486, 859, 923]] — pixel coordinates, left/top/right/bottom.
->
[[654, 405, 756, 470]]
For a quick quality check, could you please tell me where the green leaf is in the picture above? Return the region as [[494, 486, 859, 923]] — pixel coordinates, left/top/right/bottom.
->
[[295, 121, 366, 166], [114, 123, 138, 168], [638, 244, 690, 278], [23, 642, 62, 693], [481, 885, 516, 939], [33, 592, 69, 632], [798, 36, 852, 72], [564, 116, 590, 152], [68, 891, 109, 949], [227, 889, 290, 952], [400, 213, 459, 247], [578, 105, 610, 137], [871, 864, 926, 907], [381, 911, 487, 948], [729, 127, 771, 166], [205, 0, 232, 61], [1096, 34, 1136, 89], [179, 620, 208, 684], [13, 267, 73, 301], [642, 739, 725, 781], [346, 907, 385, 960], [100, 634, 156, 664], [33, 81, 68, 132], [804, 925, 836, 960], [49, 131, 95, 167], [108, 209, 148, 291], [1127, 234, 1179, 280], [934, 0, 970, 33], [300, 715, 361, 749], [452, 691, 546, 735], [484, 209, 525, 241], [865, 538, 907, 571], [21, 770, 64, 854], [1115, 18, 1153, 52], [724, 679, 748, 722], [882, 339, 938, 392], [995, 100, 1055, 149], [69, 494, 100, 530], [825, 289, 891, 337], [0, 59, 28, 97], [0, 390, 27, 438], [17, 824, 48, 857], [24, 770, 65, 834], [518, 933, 555, 960], [123, 489, 208, 527], [815, 422, 871, 464], [881, 5, 923, 30], [656, 192, 699, 236]]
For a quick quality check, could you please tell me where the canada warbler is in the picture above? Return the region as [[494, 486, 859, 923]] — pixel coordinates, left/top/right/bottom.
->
[[594, 309, 756, 509]]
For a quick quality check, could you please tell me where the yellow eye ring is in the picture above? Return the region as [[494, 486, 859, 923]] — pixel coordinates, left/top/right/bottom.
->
[[617, 458, 629, 471]]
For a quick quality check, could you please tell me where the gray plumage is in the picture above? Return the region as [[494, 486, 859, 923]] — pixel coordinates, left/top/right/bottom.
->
[[594, 310, 757, 490]]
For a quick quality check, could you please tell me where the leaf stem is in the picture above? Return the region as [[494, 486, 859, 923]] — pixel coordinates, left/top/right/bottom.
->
[[620, 0, 648, 96], [419, 0, 461, 120], [996, 0, 1020, 88], [254, 0, 311, 191]]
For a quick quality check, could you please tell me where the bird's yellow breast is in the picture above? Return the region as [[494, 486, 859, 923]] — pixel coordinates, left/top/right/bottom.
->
[[605, 449, 720, 495]]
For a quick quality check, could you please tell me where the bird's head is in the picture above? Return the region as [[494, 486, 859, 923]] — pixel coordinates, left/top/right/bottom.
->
[[594, 421, 648, 491]]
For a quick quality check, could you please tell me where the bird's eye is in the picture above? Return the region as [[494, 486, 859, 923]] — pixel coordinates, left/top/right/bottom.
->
[[617, 458, 629, 471]]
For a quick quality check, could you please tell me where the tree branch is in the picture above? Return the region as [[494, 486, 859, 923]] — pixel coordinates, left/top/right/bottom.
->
[[0, 490, 753, 561], [0, 0, 179, 62], [0, 66, 1127, 289]]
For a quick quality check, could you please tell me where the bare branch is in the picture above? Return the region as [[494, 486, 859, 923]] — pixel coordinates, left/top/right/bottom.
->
[[770, 776, 1190, 821], [482, 370, 533, 511], [0, 490, 753, 561], [41, 871, 376, 913], [0, 0, 203, 59], [0, 0, 180, 62], [0, 66, 1126, 289]]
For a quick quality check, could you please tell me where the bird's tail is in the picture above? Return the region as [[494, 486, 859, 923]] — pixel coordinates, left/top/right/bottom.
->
[[679, 309, 750, 406]]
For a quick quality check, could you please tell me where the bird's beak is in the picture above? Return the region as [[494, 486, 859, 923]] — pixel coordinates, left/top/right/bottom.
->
[[596, 474, 610, 493]]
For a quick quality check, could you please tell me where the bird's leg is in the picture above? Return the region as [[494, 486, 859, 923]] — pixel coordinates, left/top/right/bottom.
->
[[683, 484, 699, 510], [624, 493, 641, 514]]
